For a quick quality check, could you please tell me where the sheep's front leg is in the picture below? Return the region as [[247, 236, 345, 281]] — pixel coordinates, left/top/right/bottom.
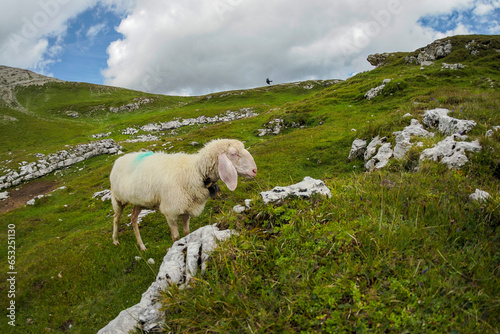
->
[[181, 214, 190, 237], [112, 197, 125, 246], [164, 214, 180, 241], [131, 205, 147, 251]]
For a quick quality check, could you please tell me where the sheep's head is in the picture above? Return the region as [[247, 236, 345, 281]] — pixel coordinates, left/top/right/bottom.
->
[[218, 141, 257, 191]]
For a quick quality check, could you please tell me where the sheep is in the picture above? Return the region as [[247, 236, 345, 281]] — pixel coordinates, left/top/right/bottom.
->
[[109, 139, 257, 250]]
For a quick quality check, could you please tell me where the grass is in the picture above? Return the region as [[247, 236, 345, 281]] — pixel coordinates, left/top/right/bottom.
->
[[0, 34, 499, 333]]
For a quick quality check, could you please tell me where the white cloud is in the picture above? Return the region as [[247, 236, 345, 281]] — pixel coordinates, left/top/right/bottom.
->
[[102, 0, 491, 95], [0, 0, 131, 71], [0, 0, 496, 95], [87, 23, 107, 41]]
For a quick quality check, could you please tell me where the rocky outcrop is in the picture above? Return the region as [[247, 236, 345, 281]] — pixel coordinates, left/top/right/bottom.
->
[[349, 108, 481, 171], [419, 134, 481, 169], [422, 108, 476, 135], [109, 98, 152, 113], [393, 119, 434, 159], [405, 39, 452, 66], [97, 224, 235, 334], [0, 139, 122, 190], [139, 108, 257, 132], [260, 177, 331, 204], [365, 140, 393, 171], [365, 79, 391, 100], [367, 53, 391, 67], [0, 65, 63, 107]]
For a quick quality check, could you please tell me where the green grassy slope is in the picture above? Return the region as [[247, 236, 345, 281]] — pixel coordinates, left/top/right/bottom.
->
[[0, 35, 499, 333]]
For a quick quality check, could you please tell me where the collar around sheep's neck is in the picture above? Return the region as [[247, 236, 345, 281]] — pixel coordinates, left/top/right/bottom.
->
[[203, 177, 220, 198]]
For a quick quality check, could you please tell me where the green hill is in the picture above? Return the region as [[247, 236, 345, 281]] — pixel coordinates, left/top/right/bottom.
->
[[0, 35, 499, 333]]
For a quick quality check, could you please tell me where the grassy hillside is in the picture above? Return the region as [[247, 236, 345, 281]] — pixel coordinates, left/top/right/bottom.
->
[[0, 35, 499, 333]]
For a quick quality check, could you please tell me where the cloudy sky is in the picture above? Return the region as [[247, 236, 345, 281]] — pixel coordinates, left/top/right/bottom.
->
[[1, 0, 499, 95]]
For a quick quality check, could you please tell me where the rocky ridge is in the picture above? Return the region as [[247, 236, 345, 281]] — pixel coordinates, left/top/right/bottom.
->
[[0, 139, 122, 190]]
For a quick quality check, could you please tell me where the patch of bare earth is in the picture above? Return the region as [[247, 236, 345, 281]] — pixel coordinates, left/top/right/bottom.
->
[[0, 180, 60, 214]]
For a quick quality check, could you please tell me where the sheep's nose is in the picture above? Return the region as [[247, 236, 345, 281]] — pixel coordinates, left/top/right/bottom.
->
[[252, 167, 257, 176]]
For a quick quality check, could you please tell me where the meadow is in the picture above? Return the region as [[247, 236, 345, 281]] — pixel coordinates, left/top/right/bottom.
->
[[0, 35, 498, 333]]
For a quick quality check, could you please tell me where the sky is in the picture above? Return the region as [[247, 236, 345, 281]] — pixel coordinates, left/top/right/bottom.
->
[[1, 0, 499, 96]]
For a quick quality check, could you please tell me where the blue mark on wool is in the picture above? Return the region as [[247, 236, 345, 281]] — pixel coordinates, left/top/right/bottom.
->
[[135, 151, 154, 164]]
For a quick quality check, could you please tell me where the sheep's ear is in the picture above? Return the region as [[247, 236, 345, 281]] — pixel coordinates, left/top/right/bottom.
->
[[218, 153, 238, 191]]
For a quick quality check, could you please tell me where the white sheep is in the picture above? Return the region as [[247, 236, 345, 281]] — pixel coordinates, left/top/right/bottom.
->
[[109, 139, 257, 250]]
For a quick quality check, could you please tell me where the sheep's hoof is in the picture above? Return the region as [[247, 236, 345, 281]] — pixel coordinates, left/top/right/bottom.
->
[[139, 245, 147, 251], [113, 240, 120, 246]]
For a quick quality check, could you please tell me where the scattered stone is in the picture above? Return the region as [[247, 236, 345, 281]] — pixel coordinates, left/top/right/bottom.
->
[[122, 127, 139, 135], [97, 224, 235, 334], [147, 258, 155, 265], [465, 40, 491, 56], [140, 108, 257, 132], [423, 108, 476, 135], [27, 194, 46, 205], [486, 126, 500, 137], [403, 113, 412, 118], [469, 189, 491, 202], [442, 63, 465, 70], [123, 134, 160, 143], [127, 209, 156, 226], [365, 142, 393, 171], [260, 177, 331, 204], [65, 111, 79, 118], [419, 134, 482, 169], [232, 200, 252, 213], [393, 119, 434, 159], [92, 132, 111, 139], [365, 79, 391, 100], [0, 191, 9, 200], [93, 189, 112, 201], [348, 139, 367, 161], [109, 98, 152, 113], [0, 139, 122, 190], [258, 118, 284, 136]]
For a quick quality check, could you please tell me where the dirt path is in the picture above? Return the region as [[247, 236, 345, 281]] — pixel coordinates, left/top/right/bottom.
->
[[0, 180, 60, 215]]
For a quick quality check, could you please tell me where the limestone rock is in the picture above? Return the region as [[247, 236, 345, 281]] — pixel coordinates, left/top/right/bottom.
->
[[365, 79, 391, 100], [364, 136, 386, 161], [365, 142, 393, 171], [419, 134, 481, 169], [423, 108, 476, 135], [469, 189, 491, 202], [405, 39, 452, 65], [0, 191, 9, 200], [260, 177, 331, 204], [367, 53, 391, 67], [97, 224, 235, 334], [93, 189, 112, 201], [486, 126, 500, 137], [140, 108, 257, 132], [393, 119, 434, 159], [442, 63, 465, 70], [348, 139, 367, 161], [0, 139, 122, 190]]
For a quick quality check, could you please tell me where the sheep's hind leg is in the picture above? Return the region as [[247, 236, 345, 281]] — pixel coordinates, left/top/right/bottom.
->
[[131, 205, 147, 251], [181, 214, 190, 237], [112, 197, 125, 246], [163, 214, 180, 242]]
